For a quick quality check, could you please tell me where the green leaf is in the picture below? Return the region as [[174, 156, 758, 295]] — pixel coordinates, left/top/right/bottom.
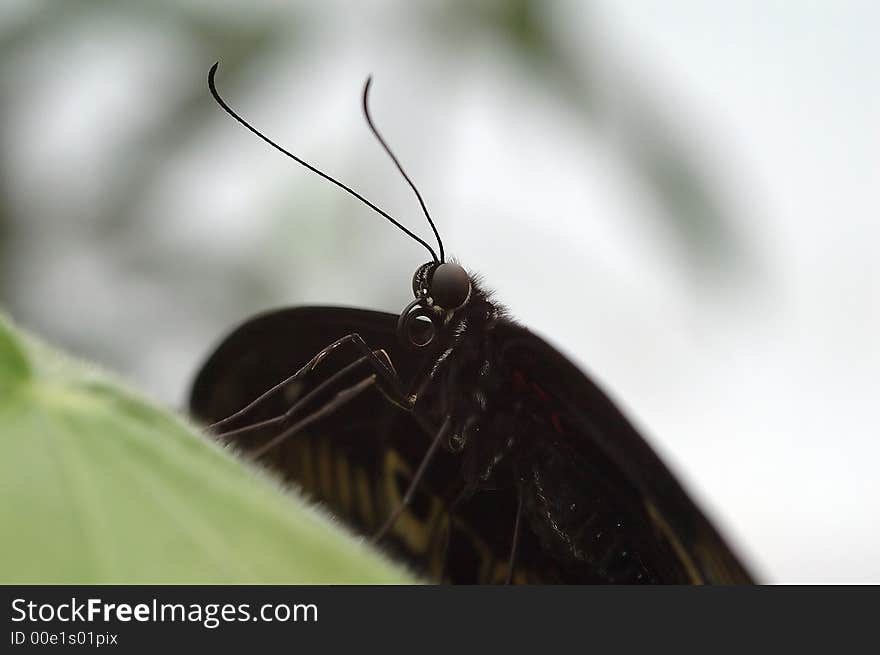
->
[[0, 312, 416, 584]]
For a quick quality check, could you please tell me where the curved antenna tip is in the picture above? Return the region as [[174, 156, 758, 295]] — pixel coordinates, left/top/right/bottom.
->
[[359, 75, 445, 263], [208, 61, 220, 88]]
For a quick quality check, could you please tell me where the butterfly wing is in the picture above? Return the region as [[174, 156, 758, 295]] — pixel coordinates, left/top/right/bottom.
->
[[496, 320, 754, 583], [189, 307, 752, 583]]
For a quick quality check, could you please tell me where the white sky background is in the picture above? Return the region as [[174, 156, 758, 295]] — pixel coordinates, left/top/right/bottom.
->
[[2, 1, 877, 582]]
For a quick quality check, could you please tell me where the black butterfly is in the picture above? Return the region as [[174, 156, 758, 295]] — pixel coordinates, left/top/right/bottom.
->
[[190, 63, 754, 584]]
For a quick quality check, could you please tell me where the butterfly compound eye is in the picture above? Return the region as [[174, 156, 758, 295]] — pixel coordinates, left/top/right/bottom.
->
[[430, 263, 470, 310]]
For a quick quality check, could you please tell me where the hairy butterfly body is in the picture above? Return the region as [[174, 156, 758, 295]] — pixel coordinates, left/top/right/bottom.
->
[[191, 64, 754, 584]]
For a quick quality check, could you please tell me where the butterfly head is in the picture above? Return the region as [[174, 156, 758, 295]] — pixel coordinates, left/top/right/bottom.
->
[[412, 262, 471, 311], [398, 262, 472, 349]]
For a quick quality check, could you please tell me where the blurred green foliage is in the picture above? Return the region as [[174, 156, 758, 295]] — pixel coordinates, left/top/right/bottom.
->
[[0, 311, 415, 583]]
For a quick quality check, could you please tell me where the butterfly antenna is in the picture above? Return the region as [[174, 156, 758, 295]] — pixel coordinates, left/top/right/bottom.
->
[[362, 76, 445, 263], [208, 62, 439, 263]]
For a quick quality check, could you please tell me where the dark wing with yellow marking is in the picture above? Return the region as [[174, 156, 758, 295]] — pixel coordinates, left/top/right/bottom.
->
[[188, 307, 532, 583]]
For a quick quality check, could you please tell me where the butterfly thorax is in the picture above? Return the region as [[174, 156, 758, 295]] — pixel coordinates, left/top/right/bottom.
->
[[411, 280, 522, 488]]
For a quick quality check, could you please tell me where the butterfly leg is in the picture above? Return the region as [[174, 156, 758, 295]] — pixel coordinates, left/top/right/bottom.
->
[[209, 333, 407, 431], [306, 333, 410, 403], [505, 491, 524, 585], [372, 415, 452, 543], [212, 332, 445, 457], [436, 485, 473, 583], [212, 330, 444, 443], [213, 350, 388, 439], [247, 375, 380, 460]]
